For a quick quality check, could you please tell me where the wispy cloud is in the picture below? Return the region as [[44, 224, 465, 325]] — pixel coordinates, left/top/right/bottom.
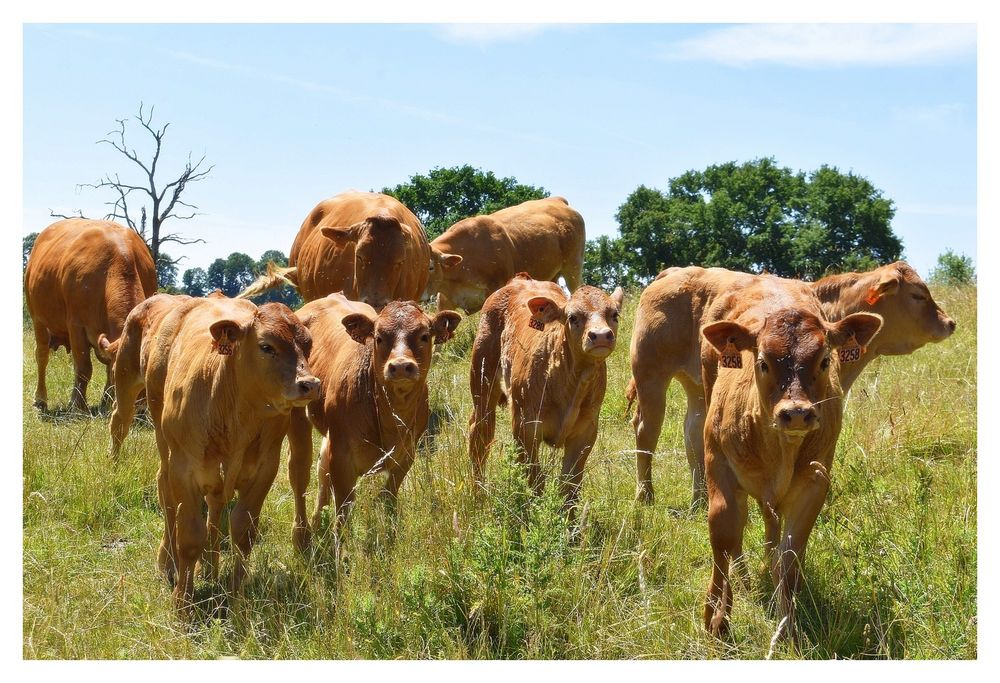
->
[[661, 24, 975, 68], [433, 23, 551, 47]]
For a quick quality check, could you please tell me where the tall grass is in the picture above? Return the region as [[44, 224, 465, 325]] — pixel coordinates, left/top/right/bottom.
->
[[22, 286, 977, 659]]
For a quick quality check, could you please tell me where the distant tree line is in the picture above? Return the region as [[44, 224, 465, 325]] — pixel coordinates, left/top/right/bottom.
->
[[166, 250, 301, 308]]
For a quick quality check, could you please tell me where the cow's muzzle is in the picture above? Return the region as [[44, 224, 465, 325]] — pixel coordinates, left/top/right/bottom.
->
[[293, 375, 321, 403], [384, 358, 420, 384], [773, 402, 819, 435]]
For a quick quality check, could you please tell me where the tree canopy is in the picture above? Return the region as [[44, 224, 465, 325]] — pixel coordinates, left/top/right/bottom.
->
[[601, 158, 902, 287], [180, 250, 301, 308], [382, 165, 549, 239]]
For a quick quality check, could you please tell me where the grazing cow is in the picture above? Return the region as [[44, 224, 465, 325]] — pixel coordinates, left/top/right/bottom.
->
[[697, 277, 883, 637], [628, 262, 956, 506], [24, 218, 157, 412], [468, 275, 623, 512], [108, 294, 319, 611], [241, 191, 461, 309], [425, 197, 586, 312], [286, 294, 461, 549]]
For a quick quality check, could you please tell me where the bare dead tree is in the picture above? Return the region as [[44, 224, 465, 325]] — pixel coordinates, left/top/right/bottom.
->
[[48, 208, 88, 220], [82, 102, 213, 268]]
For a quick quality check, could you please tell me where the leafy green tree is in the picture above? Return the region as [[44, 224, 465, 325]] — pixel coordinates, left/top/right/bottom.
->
[[251, 250, 302, 308], [156, 252, 179, 290], [23, 232, 39, 269], [206, 252, 256, 297], [929, 250, 976, 286], [382, 165, 549, 239], [583, 236, 637, 291], [181, 267, 209, 297]]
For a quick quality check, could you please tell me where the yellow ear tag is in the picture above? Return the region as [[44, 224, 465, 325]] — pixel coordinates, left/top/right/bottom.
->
[[838, 335, 864, 363], [720, 339, 742, 369]]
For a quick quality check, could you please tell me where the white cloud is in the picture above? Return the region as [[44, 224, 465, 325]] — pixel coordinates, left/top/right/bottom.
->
[[662, 24, 976, 68], [434, 23, 550, 47]]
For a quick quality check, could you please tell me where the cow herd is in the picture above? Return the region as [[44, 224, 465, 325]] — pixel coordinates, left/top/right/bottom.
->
[[23, 190, 957, 643]]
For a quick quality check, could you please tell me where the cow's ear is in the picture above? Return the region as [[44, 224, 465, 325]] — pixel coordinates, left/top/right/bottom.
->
[[701, 321, 755, 353], [526, 296, 565, 324], [210, 319, 245, 355], [437, 252, 463, 269], [341, 312, 375, 344], [431, 311, 462, 344], [321, 221, 364, 246], [828, 312, 883, 348], [610, 286, 624, 310], [872, 271, 902, 300]]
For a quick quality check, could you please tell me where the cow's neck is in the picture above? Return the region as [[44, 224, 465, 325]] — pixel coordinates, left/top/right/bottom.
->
[[546, 329, 603, 445], [813, 272, 886, 390]]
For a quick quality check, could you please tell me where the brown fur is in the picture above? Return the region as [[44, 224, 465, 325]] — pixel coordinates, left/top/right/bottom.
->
[[628, 263, 956, 506], [107, 293, 319, 612], [698, 277, 883, 638], [24, 219, 157, 412], [286, 294, 461, 550], [426, 197, 586, 313], [468, 276, 623, 513]]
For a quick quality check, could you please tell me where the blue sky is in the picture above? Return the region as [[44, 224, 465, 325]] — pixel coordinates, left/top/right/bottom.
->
[[22, 23, 977, 279]]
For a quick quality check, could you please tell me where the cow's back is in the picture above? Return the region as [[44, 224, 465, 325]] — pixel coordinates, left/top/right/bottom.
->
[[289, 192, 431, 302], [494, 197, 584, 280]]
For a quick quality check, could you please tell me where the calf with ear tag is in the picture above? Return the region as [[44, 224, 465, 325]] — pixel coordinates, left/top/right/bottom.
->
[[210, 320, 243, 355]]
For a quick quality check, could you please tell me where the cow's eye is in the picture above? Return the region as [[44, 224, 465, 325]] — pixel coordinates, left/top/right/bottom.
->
[[611, 311, 620, 323], [758, 360, 769, 373], [568, 314, 579, 326], [420, 333, 430, 343], [821, 356, 831, 370], [259, 343, 275, 355], [911, 293, 927, 302]]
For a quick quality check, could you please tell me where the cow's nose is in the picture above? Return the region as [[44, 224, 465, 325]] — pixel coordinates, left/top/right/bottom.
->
[[777, 405, 817, 431], [948, 318, 957, 332], [587, 328, 615, 345], [386, 358, 419, 381], [297, 376, 321, 399]]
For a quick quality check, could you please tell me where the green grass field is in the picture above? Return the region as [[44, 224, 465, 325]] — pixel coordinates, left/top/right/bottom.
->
[[22, 286, 977, 659]]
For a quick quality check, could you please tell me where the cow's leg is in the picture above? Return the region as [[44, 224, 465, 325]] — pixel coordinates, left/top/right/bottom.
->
[[678, 376, 708, 508], [32, 325, 50, 410], [561, 259, 583, 292], [632, 371, 670, 505], [287, 407, 314, 551], [99, 361, 114, 413], [204, 484, 225, 585], [230, 447, 281, 594], [170, 460, 205, 615], [561, 424, 597, 523], [513, 415, 545, 496], [381, 442, 415, 502], [67, 326, 93, 413], [156, 438, 177, 585], [109, 373, 144, 458], [703, 443, 747, 638], [312, 434, 357, 538], [468, 328, 503, 488], [772, 459, 831, 640]]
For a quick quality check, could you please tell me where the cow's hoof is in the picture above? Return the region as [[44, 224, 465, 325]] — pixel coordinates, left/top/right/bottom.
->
[[33, 400, 47, 412], [635, 486, 655, 506], [292, 526, 312, 553]]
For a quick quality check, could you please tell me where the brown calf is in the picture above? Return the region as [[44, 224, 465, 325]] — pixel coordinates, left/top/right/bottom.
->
[[287, 294, 461, 549], [628, 262, 955, 506], [698, 277, 883, 637], [468, 275, 623, 511], [108, 294, 319, 612]]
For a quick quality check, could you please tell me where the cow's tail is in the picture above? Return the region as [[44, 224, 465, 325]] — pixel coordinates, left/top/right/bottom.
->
[[237, 263, 299, 299], [624, 376, 638, 418], [95, 334, 120, 364]]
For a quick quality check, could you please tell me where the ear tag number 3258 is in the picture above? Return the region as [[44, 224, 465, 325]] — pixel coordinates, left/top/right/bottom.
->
[[720, 340, 742, 369]]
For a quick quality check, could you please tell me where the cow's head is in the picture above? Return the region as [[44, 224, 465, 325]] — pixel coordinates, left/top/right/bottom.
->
[[703, 309, 883, 438], [210, 302, 320, 414], [321, 211, 412, 310], [341, 300, 462, 394], [862, 261, 956, 354], [527, 285, 625, 361], [424, 246, 464, 304]]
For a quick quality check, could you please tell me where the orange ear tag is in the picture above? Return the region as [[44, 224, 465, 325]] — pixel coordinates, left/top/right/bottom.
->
[[720, 340, 742, 369], [865, 288, 881, 306], [214, 340, 234, 355], [528, 317, 545, 331], [838, 335, 864, 363]]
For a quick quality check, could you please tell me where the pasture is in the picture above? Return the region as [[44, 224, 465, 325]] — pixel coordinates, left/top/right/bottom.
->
[[22, 285, 977, 659]]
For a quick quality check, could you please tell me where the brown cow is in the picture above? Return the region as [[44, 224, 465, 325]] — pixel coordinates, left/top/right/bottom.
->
[[468, 275, 623, 512], [425, 197, 586, 312], [698, 277, 883, 638], [108, 294, 320, 611], [24, 218, 157, 412], [628, 262, 956, 506], [242, 191, 461, 309], [286, 294, 461, 549]]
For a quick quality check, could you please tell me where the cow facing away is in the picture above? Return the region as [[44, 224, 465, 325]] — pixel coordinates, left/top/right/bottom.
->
[[698, 277, 883, 637], [286, 294, 461, 549], [107, 294, 319, 612], [24, 218, 157, 412], [425, 197, 586, 313], [243, 191, 461, 309], [468, 275, 623, 514], [628, 262, 956, 507]]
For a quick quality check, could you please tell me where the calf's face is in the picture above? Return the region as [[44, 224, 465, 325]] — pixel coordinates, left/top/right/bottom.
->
[[210, 303, 320, 413], [703, 310, 883, 438], [322, 212, 410, 310], [341, 301, 462, 389], [528, 285, 625, 361], [866, 262, 956, 353]]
